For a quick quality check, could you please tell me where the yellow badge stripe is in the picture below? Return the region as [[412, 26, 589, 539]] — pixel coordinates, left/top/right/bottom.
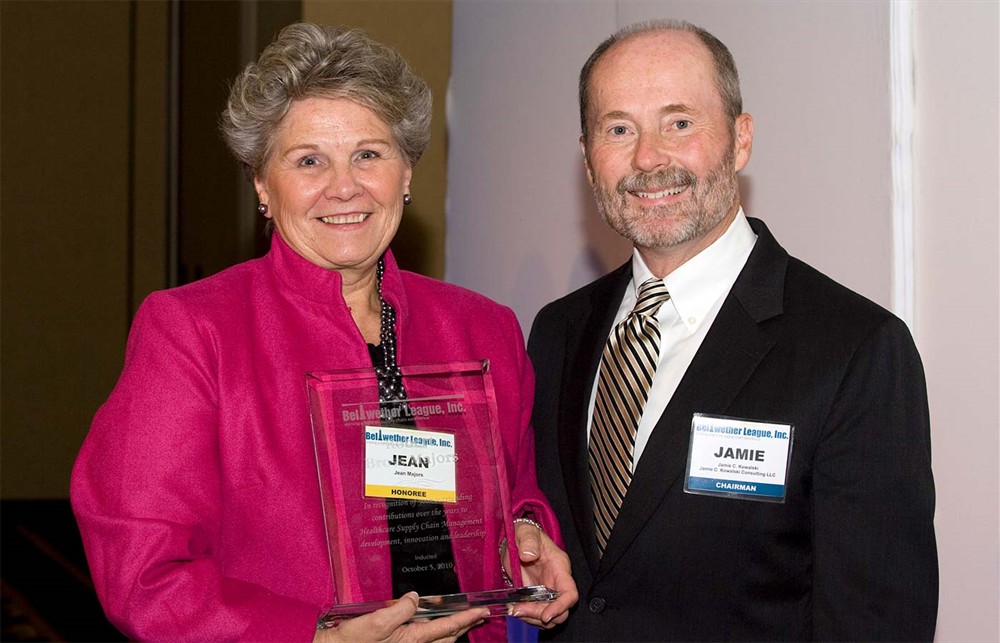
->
[[366, 484, 457, 503]]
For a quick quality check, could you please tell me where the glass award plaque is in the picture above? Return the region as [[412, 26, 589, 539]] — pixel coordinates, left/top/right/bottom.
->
[[308, 360, 551, 621]]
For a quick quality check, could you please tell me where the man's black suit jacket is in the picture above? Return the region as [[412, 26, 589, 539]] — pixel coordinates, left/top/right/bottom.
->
[[528, 218, 938, 641]]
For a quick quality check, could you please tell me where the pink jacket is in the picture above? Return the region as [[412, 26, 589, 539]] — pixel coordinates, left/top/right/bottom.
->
[[71, 234, 559, 641]]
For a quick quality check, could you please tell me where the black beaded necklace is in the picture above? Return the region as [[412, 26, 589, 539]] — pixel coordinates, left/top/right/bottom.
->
[[370, 256, 462, 600], [374, 257, 404, 402]]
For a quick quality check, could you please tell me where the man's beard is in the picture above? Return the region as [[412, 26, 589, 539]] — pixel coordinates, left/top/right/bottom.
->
[[592, 146, 739, 250]]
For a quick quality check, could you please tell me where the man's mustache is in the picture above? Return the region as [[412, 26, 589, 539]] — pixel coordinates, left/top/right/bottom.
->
[[616, 167, 696, 195]]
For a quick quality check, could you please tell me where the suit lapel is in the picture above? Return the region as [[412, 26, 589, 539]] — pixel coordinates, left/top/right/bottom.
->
[[596, 218, 788, 575], [557, 263, 631, 576]]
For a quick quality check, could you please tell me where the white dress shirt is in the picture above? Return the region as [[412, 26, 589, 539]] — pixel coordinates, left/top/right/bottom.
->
[[587, 208, 758, 471]]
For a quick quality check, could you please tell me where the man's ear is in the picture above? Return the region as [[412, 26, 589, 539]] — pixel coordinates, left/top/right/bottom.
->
[[580, 136, 595, 186], [733, 113, 754, 172]]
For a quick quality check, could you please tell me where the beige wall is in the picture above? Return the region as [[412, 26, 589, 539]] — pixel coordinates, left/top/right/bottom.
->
[[915, 3, 999, 640], [303, 0, 452, 278]]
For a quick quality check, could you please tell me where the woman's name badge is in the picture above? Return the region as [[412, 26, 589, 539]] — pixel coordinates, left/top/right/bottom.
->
[[364, 426, 458, 503], [684, 413, 794, 503]]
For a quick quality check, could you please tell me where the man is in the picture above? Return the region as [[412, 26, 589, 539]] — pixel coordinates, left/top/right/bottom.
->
[[527, 19, 937, 641]]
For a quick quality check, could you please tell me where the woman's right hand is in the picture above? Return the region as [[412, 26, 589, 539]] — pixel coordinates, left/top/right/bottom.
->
[[313, 593, 489, 643]]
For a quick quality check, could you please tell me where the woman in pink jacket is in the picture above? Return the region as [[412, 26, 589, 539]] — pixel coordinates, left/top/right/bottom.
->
[[71, 23, 575, 643]]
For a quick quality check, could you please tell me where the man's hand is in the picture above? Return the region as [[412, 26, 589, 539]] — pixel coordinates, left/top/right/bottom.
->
[[503, 521, 578, 628]]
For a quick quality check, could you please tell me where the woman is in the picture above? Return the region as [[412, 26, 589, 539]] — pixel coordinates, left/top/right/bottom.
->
[[71, 23, 576, 642]]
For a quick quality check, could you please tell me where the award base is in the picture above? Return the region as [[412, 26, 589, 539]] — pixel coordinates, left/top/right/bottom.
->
[[317, 585, 559, 629]]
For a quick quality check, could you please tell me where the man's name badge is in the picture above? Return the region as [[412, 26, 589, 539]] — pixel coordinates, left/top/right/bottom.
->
[[364, 426, 458, 503], [684, 413, 794, 503]]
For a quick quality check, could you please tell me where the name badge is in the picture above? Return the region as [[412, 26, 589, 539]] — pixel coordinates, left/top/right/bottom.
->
[[364, 426, 458, 503], [684, 413, 794, 503]]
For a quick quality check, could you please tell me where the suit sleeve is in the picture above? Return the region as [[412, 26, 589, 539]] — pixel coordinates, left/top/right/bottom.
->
[[811, 315, 938, 641], [70, 294, 319, 642]]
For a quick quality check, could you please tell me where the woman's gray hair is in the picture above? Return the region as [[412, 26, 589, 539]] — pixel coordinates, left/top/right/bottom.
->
[[579, 19, 742, 143], [221, 22, 431, 179]]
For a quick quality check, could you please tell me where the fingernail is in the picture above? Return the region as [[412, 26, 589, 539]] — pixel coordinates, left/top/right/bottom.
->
[[523, 549, 538, 557]]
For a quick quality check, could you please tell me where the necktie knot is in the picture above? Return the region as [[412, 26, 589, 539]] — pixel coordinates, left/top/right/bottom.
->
[[631, 278, 670, 319]]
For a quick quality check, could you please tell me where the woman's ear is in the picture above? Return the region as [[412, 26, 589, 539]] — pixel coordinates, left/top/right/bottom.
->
[[253, 175, 272, 217]]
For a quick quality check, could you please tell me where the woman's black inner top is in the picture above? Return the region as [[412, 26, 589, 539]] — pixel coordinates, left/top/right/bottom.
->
[[368, 342, 461, 598]]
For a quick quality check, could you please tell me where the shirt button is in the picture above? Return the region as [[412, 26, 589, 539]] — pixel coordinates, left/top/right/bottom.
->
[[688, 316, 697, 325], [589, 597, 606, 613]]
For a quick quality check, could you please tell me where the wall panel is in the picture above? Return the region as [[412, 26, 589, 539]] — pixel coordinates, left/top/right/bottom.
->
[[1, 1, 132, 497]]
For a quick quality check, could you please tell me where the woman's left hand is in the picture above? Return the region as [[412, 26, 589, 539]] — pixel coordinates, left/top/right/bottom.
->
[[314, 593, 487, 643], [502, 521, 578, 628]]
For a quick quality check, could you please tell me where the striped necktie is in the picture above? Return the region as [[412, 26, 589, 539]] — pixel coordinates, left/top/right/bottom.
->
[[589, 277, 671, 555]]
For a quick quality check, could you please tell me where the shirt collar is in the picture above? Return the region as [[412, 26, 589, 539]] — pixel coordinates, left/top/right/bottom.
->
[[630, 207, 757, 333]]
